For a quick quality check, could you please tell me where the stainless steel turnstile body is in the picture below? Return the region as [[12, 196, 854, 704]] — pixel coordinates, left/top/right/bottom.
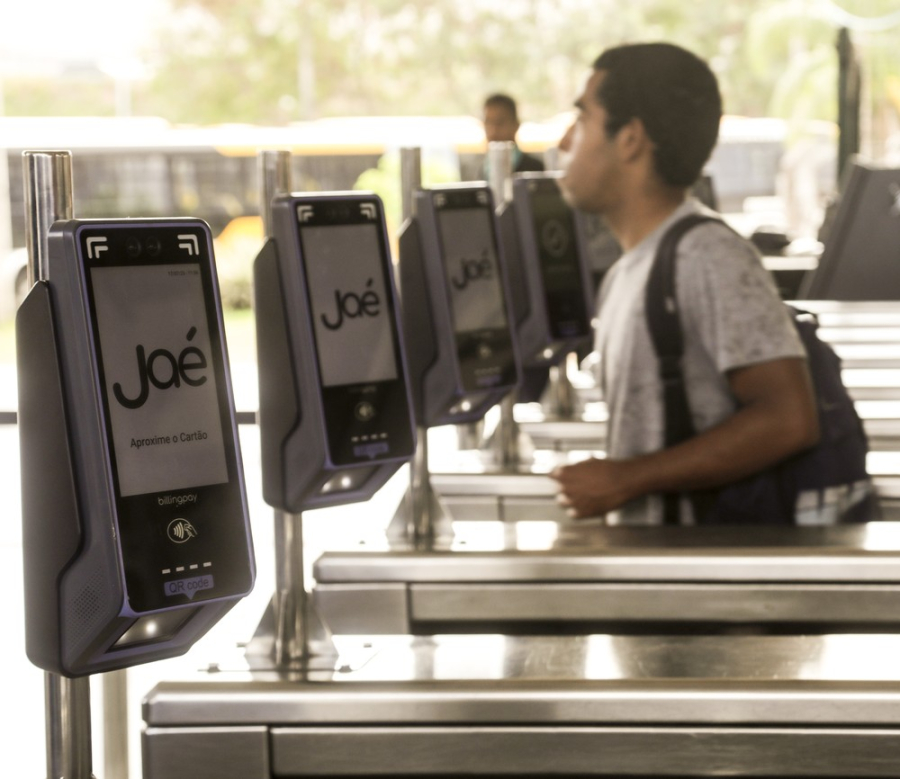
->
[[428, 468, 900, 522], [545, 300, 900, 439], [144, 299, 900, 777], [314, 523, 900, 634], [437, 299, 900, 519], [144, 633, 900, 777], [521, 416, 900, 453]]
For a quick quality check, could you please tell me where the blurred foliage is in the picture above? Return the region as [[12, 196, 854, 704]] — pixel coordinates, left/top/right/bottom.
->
[[354, 151, 460, 237], [132, 0, 900, 154], [3, 77, 120, 117], [4, 0, 900, 154]]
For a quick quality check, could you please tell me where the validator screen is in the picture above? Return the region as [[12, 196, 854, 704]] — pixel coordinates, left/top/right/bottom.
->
[[301, 223, 399, 388], [90, 263, 229, 497], [438, 207, 509, 334], [530, 189, 590, 339]]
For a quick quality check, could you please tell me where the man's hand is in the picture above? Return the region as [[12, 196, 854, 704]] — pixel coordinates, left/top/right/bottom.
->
[[551, 458, 638, 519], [551, 358, 819, 521]]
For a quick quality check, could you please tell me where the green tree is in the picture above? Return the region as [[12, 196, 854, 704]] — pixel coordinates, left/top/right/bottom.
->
[[138, 0, 900, 155]]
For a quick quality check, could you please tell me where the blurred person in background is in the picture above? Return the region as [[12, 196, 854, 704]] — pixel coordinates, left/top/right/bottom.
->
[[483, 93, 545, 175]]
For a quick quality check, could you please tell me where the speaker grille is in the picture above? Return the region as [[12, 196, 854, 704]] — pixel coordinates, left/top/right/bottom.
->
[[66, 572, 105, 646]]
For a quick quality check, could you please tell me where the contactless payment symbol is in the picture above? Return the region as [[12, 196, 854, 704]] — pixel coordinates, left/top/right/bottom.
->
[[541, 219, 569, 258], [167, 518, 198, 544], [355, 401, 376, 421]]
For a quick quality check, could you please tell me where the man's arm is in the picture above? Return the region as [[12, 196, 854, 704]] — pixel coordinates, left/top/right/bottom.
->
[[552, 356, 819, 519]]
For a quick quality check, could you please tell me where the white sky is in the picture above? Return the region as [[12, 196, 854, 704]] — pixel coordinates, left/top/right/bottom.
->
[[0, 0, 167, 75]]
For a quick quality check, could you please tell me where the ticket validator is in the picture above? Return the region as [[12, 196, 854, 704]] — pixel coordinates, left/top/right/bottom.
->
[[400, 184, 521, 427], [18, 219, 255, 677], [500, 173, 594, 368], [254, 192, 416, 511], [800, 160, 900, 300]]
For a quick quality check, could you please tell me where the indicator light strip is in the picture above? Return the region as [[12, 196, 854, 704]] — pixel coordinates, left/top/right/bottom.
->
[[354, 433, 389, 443], [162, 562, 214, 575]]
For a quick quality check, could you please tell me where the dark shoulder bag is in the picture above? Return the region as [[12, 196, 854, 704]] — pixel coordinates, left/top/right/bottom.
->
[[645, 214, 874, 525]]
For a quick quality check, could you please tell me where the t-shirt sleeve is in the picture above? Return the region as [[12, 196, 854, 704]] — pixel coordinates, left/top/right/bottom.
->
[[675, 223, 806, 374]]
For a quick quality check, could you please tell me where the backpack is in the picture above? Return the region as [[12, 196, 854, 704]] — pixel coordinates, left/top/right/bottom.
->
[[646, 213, 875, 525]]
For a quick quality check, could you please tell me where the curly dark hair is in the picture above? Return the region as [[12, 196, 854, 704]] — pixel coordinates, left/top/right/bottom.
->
[[593, 43, 722, 188]]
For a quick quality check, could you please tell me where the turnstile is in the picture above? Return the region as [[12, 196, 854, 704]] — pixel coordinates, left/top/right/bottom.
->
[[144, 632, 900, 777], [423, 468, 900, 523], [521, 415, 900, 453], [313, 523, 900, 634], [514, 305, 900, 476]]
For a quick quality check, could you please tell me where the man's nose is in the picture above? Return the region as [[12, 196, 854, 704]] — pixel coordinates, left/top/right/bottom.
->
[[559, 123, 575, 152]]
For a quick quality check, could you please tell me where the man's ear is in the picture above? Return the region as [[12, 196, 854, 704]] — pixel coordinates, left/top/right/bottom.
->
[[615, 118, 652, 163]]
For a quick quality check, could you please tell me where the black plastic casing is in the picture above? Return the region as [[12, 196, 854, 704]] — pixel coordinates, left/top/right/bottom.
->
[[400, 184, 522, 427], [800, 161, 900, 300], [18, 218, 255, 677], [500, 173, 594, 367], [255, 192, 416, 512]]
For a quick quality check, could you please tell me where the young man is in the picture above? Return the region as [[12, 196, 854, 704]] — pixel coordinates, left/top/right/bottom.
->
[[551, 43, 820, 524], [482, 93, 545, 173]]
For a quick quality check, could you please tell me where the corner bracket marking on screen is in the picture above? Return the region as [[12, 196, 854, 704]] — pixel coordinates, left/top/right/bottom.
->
[[86, 236, 107, 259], [177, 234, 199, 255]]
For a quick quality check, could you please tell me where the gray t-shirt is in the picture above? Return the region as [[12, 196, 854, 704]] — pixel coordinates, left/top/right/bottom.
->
[[594, 198, 805, 525]]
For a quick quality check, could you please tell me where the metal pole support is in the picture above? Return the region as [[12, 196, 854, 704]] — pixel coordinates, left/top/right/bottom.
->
[[487, 141, 515, 208], [23, 150, 96, 779], [399, 149, 434, 544], [487, 142, 520, 469], [548, 353, 577, 420], [389, 148, 452, 545], [272, 510, 336, 665], [400, 147, 421, 225], [258, 149, 291, 238], [24, 150, 72, 287], [456, 142, 520, 458], [257, 150, 336, 667], [44, 673, 94, 779], [101, 670, 129, 779]]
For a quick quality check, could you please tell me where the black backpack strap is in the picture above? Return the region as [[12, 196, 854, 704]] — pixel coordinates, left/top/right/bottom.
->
[[645, 213, 722, 524]]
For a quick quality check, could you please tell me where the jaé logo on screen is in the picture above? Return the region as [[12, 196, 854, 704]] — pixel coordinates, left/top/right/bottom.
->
[[451, 251, 493, 291], [321, 278, 382, 331], [113, 327, 208, 410]]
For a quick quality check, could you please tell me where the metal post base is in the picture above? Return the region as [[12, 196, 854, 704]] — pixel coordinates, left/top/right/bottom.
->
[[455, 420, 484, 450], [385, 485, 454, 548], [481, 421, 536, 472], [245, 594, 339, 672], [254, 509, 339, 672], [546, 356, 577, 420]]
